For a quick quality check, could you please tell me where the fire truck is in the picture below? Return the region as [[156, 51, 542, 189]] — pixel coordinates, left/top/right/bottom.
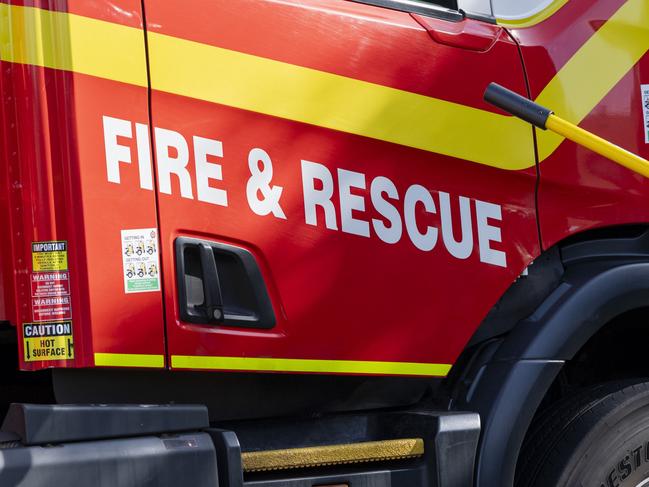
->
[[0, 0, 648, 485]]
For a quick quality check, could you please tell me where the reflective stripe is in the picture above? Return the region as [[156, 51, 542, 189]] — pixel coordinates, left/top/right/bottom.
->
[[147, 31, 532, 170], [171, 355, 451, 376], [94, 353, 165, 368], [1, 2, 647, 170], [536, 0, 649, 160], [0, 3, 147, 87]]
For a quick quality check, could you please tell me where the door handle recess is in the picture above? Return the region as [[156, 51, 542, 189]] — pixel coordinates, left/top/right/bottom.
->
[[175, 237, 276, 329], [198, 242, 224, 322]]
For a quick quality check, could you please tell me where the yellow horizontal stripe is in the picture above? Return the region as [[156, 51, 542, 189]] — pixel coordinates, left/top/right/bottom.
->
[[171, 355, 451, 376], [242, 438, 424, 472], [94, 353, 165, 368], [496, 0, 569, 28], [0, 3, 147, 87], [148, 31, 533, 170], [536, 0, 649, 161], [1, 2, 647, 171]]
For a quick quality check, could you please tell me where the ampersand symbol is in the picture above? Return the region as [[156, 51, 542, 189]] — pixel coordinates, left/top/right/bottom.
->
[[246, 148, 287, 219]]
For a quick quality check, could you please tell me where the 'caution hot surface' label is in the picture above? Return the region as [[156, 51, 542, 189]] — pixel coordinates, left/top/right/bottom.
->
[[32, 241, 68, 271], [23, 321, 74, 362]]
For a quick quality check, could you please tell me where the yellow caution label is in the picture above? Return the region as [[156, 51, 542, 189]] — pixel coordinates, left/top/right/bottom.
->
[[23, 321, 74, 362], [32, 241, 68, 271]]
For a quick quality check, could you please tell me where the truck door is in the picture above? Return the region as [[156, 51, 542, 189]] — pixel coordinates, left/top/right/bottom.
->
[[142, 0, 539, 377]]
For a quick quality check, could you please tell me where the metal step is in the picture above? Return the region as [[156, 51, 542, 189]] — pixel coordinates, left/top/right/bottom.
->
[[209, 410, 480, 487]]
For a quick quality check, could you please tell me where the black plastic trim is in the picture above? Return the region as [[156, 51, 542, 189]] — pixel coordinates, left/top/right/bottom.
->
[[0, 433, 218, 487], [463, 259, 649, 487], [2, 403, 209, 446], [484, 82, 552, 129], [0, 403, 479, 486], [175, 237, 276, 329], [208, 429, 244, 487], [462, 360, 563, 487], [462, 10, 497, 24], [350, 0, 464, 22], [494, 263, 649, 361], [561, 227, 649, 265], [53, 368, 437, 422]]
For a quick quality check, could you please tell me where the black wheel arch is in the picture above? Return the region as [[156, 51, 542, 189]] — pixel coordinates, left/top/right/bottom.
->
[[451, 225, 649, 487]]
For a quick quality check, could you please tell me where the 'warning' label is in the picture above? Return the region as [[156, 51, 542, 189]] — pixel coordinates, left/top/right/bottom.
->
[[32, 241, 68, 271], [31, 272, 70, 298], [31, 295, 72, 322], [23, 321, 74, 362]]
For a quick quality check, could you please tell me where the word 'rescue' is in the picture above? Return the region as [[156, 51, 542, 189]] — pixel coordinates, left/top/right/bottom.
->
[[103, 116, 507, 267]]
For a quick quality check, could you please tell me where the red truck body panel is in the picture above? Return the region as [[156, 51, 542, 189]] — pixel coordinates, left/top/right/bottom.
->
[[0, 0, 646, 376], [0, 0, 165, 369], [144, 0, 537, 374], [506, 0, 649, 249]]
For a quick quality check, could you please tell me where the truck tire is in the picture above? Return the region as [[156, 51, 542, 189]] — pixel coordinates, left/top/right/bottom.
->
[[515, 380, 649, 487]]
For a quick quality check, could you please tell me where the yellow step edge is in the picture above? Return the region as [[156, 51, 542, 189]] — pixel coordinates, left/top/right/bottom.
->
[[241, 438, 424, 473]]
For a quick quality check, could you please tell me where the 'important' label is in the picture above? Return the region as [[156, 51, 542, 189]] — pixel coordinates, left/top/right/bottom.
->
[[32, 241, 68, 271], [642, 84, 649, 144], [23, 321, 74, 362]]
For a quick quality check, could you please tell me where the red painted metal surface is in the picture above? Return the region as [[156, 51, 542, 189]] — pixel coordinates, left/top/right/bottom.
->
[[412, 14, 502, 52], [2, 0, 645, 376], [145, 0, 538, 370], [9, 0, 144, 27], [508, 0, 649, 250], [0, 1, 165, 370]]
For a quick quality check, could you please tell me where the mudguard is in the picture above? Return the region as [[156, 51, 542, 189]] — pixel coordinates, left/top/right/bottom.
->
[[459, 231, 649, 486]]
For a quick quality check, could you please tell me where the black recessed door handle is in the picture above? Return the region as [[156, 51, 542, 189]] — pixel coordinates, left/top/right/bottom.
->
[[198, 243, 224, 322], [175, 237, 276, 329]]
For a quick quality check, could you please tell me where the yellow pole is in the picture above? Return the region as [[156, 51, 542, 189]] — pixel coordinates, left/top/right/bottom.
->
[[546, 114, 649, 179]]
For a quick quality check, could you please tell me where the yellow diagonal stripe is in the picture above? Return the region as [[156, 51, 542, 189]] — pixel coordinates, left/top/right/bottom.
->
[[95, 353, 165, 368], [536, 0, 649, 160], [171, 355, 451, 377], [0, 3, 147, 87]]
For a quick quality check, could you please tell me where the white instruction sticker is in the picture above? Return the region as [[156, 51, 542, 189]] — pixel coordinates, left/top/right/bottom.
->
[[642, 84, 649, 144], [121, 228, 160, 293]]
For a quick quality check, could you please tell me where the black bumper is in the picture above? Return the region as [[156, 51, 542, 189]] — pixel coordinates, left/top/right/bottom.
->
[[0, 404, 480, 487]]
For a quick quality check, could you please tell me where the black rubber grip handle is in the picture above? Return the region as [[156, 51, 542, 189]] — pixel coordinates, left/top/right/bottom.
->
[[484, 82, 552, 129]]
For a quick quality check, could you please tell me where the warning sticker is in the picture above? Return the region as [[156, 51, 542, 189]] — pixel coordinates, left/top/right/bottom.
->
[[31, 295, 72, 322], [31, 272, 70, 298], [23, 321, 74, 362], [642, 85, 649, 144], [121, 228, 160, 293], [32, 241, 68, 271]]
